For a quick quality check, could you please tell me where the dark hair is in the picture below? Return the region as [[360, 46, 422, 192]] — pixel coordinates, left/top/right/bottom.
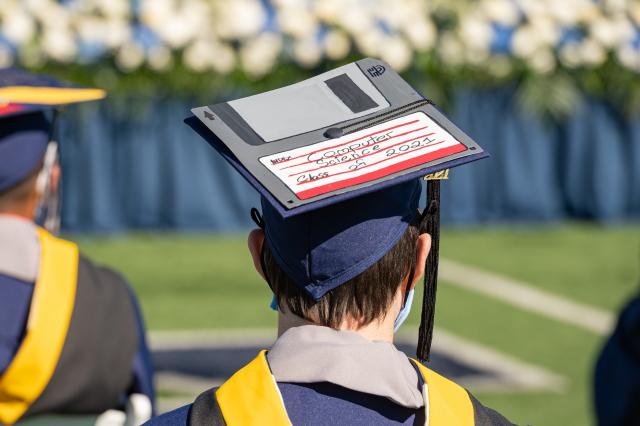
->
[[263, 221, 420, 328]]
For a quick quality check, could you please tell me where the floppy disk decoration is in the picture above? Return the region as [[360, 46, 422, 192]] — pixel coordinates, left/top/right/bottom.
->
[[186, 58, 486, 217]]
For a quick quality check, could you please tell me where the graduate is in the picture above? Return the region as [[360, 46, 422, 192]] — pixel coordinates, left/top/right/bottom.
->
[[0, 69, 154, 425], [152, 58, 512, 425], [594, 293, 640, 425]]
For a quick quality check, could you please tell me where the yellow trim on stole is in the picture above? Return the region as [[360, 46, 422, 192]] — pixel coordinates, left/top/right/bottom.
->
[[215, 351, 474, 426], [0, 229, 79, 425], [0, 87, 106, 105], [411, 359, 475, 426], [216, 351, 291, 426]]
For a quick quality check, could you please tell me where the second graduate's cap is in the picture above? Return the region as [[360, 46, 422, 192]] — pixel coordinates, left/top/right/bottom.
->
[[0, 68, 106, 192]]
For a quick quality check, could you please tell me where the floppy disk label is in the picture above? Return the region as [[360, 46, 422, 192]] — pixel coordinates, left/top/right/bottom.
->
[[260, 111, 467, 200]]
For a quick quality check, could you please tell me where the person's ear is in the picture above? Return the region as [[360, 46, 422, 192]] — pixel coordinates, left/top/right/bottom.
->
[[409, 233, 432, 290], [247, 229, 266, 280]]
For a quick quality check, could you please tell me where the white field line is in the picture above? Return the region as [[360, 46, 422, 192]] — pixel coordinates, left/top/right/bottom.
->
[[439, 258, 615, 335], [157, 396, 195, 415], [151, 328, 566, 395], [156, 371, 225, 393], [399, 328, 567, 393], [150, 328, 276, 350], [154, 372, 226, 414]]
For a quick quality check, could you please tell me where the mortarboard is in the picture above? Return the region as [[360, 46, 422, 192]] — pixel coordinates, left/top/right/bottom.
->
[[0, 68, 105, 193], [185, 58, 488, 361]]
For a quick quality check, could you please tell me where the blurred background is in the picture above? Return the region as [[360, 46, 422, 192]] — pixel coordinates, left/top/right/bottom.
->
[[2, 0, 640, 424]]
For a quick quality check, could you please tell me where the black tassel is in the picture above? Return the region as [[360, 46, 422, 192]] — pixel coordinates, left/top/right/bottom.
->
[[417, 179, 440, 362]]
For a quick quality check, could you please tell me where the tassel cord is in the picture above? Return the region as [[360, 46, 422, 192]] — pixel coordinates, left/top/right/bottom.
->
[[417, 180, 440, 362]]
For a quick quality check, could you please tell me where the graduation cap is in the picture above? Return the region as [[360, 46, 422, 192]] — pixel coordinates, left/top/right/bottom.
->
[[185, 58, 487, 361], [0, 68, 105, 193]]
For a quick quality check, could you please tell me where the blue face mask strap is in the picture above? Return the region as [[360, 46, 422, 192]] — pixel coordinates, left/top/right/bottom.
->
[[394, 254, 417, 332], [393, 206, 423, 332], [394, 288, 415, 332], [270, 295, 279, 311]]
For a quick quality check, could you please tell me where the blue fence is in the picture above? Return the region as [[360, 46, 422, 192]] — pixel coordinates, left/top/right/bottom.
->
[[58, 89, 640, 232]]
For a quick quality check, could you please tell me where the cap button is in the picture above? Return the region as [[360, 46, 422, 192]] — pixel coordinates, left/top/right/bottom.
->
[[324, 127, 343, 139]]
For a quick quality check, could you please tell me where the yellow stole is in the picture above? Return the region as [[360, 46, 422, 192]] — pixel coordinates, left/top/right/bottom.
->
[[412, 358, 475, 425], [215, 351, 475, 426], [0, 229, 79, 425]]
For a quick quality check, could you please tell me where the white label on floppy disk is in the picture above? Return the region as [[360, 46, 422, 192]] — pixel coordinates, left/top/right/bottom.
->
[[259, 111, 467, 200]]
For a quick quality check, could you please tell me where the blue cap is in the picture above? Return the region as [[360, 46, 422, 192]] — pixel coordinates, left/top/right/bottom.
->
[[0, 68, 105, 118], [0, 68, 106, 192], [262, 179, 421, 300], [0, 111, 50, 192]]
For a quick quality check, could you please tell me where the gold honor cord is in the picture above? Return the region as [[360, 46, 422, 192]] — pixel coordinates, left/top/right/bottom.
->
[[0, 87, 106, 105], [0, 229, 78, 425]]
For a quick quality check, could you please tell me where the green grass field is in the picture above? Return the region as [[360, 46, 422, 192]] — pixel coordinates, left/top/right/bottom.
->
[[71, 223, 640, 425]]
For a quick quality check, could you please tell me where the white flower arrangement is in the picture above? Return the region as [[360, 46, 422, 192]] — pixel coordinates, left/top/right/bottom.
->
[[1, 0, 639, 113]]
